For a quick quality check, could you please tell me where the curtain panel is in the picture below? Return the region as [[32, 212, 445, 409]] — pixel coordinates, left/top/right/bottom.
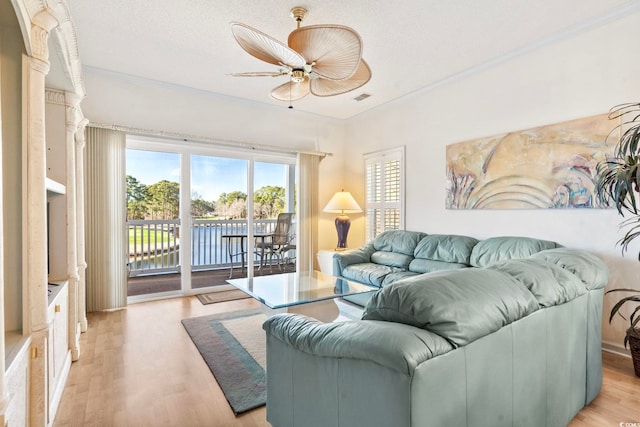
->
[[296, 153, 320, 271], [84, 127, 127, 311]]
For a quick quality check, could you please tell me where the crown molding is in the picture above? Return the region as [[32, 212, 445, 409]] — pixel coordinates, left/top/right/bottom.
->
[[45, 88, 65, 104]]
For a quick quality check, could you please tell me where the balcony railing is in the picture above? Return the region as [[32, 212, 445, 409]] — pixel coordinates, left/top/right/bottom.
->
[[127, 218, 282, 277]]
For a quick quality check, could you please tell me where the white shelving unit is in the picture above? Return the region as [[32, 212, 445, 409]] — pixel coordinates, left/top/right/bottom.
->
[[2, 2, 87, 426], [45, 177, 66, 196]]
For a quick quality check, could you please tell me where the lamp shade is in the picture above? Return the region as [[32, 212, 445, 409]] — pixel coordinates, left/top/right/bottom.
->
[[323, 191, 362, 214]]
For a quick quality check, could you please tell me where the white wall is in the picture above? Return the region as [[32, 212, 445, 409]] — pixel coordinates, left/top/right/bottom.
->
[[344, 12, 640, 349]]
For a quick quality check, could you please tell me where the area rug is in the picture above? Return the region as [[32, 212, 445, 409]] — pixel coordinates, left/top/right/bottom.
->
[[196, 284, 251, 305], [181, 308, 267, 414]]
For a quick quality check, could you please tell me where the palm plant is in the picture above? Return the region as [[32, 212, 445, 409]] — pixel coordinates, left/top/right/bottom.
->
[[596, 102, 640, 257], [606, 288, 640, 341], [596, 102, 640, 376]]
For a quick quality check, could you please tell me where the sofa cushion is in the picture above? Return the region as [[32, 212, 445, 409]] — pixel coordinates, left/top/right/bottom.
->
[[413, 234, 479, 264], [530, 248, 609, 290], [263, 314, 455, 376], [342, 263, 394, 288], [372, 230, 427, 256], [487, 258, 586, 307], [408, 258, 468, 274], [470, 236, 560, 267], [381, 271, 420, 287], [333, 243, 375, 276], [371, 251, 413, 269], [362, 268, 539, 347]]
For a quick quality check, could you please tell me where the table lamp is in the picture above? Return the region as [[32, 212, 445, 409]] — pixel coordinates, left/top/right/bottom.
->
[[323, 190, 362, 250]]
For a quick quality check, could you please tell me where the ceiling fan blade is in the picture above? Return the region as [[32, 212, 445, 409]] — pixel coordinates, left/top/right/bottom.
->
[[288, 25, 362, 81], [271, 78, 310, 102], [231, 22, 306, 68], [310, 59, 371, 97], [229, 71, 288, 77]]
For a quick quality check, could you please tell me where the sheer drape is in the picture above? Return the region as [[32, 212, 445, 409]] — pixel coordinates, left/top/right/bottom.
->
[[84, 127, 127, 311], [296, 153, 320, 272]]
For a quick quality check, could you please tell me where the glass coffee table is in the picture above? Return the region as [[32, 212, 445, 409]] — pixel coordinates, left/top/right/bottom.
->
[[227, 270, 374, 322]]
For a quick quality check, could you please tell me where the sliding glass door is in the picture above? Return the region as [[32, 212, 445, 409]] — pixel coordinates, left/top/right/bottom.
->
[[125, 137, 296, 301], [190, 155, 248, 289], [126, 148, 181, 298], [253, 161, 296, 273]]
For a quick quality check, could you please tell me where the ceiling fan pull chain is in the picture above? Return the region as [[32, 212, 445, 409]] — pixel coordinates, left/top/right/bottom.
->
[[288, 83, 293, 109]]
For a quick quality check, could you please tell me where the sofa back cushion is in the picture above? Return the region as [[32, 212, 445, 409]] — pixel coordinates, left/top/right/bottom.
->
[[530, 248, 609, 290], [372, 230, 427, 256], [470, 236, 560, 267], [413, 234, 479, 265], [408, 259, 468, 274], [371, 251, 413, 269], [486, 258, 586, 307], [342, 263, 395, 288], [362, 268, 539, 347]]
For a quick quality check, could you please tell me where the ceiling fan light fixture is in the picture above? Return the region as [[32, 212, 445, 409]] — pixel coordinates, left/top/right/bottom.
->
[[291, 69, 305, 82], [290, 7, 307, 28]]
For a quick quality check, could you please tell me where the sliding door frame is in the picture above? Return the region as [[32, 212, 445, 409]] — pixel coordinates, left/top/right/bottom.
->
[[126, 135, 296, 301]]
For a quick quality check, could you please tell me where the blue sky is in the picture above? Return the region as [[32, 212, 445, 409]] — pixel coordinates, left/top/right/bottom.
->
[[126, 150, 288, 202]]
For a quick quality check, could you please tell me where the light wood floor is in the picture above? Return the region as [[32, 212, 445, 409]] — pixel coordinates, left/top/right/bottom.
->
[[53, 296, 640, 427]]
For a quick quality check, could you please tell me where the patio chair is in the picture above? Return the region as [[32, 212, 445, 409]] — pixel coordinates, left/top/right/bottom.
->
[[281, 241, 296, 271], [255, 212, 294, 272]]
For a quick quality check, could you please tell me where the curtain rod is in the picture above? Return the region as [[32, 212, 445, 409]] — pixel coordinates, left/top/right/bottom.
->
[[88, 122, 330, 158]]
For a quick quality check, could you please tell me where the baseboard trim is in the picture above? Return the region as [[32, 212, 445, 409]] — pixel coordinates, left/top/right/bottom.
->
[[602, 340, 631, 358]]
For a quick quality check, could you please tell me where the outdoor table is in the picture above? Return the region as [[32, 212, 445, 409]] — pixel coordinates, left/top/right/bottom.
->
[[221, 232, 271, 278]]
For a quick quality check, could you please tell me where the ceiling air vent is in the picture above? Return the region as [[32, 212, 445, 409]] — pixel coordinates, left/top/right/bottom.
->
[[353, 93, 371, 102]]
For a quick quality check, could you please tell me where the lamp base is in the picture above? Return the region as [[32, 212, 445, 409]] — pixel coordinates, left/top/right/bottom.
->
[[334, 214, 351, 250]]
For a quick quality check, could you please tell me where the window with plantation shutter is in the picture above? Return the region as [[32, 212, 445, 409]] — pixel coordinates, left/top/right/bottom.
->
[[365, 147, 405, 241]]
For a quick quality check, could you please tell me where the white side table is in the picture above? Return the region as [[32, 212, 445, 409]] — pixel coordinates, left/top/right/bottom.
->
[[316, 250, 335, 274]]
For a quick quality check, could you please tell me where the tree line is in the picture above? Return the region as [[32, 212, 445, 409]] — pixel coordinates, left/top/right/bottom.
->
[[126, 175, 286, 220]]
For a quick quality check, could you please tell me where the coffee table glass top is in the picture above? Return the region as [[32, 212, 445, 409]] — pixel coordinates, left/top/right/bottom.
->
[[227, 270, 374, 309]]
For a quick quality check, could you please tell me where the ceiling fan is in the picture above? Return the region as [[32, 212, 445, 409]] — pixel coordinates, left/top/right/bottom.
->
[[230, 7, 371, 106]]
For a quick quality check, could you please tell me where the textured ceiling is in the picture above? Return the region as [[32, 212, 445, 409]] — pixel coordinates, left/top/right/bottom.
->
[[63, 0, 637, 120]]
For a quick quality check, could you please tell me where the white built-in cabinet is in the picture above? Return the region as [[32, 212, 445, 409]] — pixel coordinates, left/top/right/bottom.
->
[[1, 1, 87, 425], [47, 280, 70, 423]]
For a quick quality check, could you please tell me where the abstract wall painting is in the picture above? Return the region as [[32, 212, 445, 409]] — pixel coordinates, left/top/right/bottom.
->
[[445, 113, 618, 209]]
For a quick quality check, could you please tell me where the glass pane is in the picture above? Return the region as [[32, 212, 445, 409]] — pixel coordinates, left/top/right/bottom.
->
[[191, 155, 248, 288], [126, 149, 181, 296], [254, 162, 288, 220], [254, 162, 296, 273]]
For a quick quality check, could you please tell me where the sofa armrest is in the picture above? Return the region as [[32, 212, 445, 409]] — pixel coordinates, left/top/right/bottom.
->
[[263, 313, 454, 376], [332, 243, 375, 276]]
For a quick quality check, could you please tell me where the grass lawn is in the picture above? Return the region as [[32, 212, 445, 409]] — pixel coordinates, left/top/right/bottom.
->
[[128, 227, 174, 246]]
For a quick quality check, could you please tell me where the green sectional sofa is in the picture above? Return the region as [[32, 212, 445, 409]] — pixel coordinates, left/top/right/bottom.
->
[[262, 231, 609, 427], [332, 230, 562, 306]]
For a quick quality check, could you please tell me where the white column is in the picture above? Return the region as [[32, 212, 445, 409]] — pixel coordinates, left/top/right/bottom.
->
[[75, 121, 88, 332], [64, 92, 82, 360], [24, 14, 56, 425]]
